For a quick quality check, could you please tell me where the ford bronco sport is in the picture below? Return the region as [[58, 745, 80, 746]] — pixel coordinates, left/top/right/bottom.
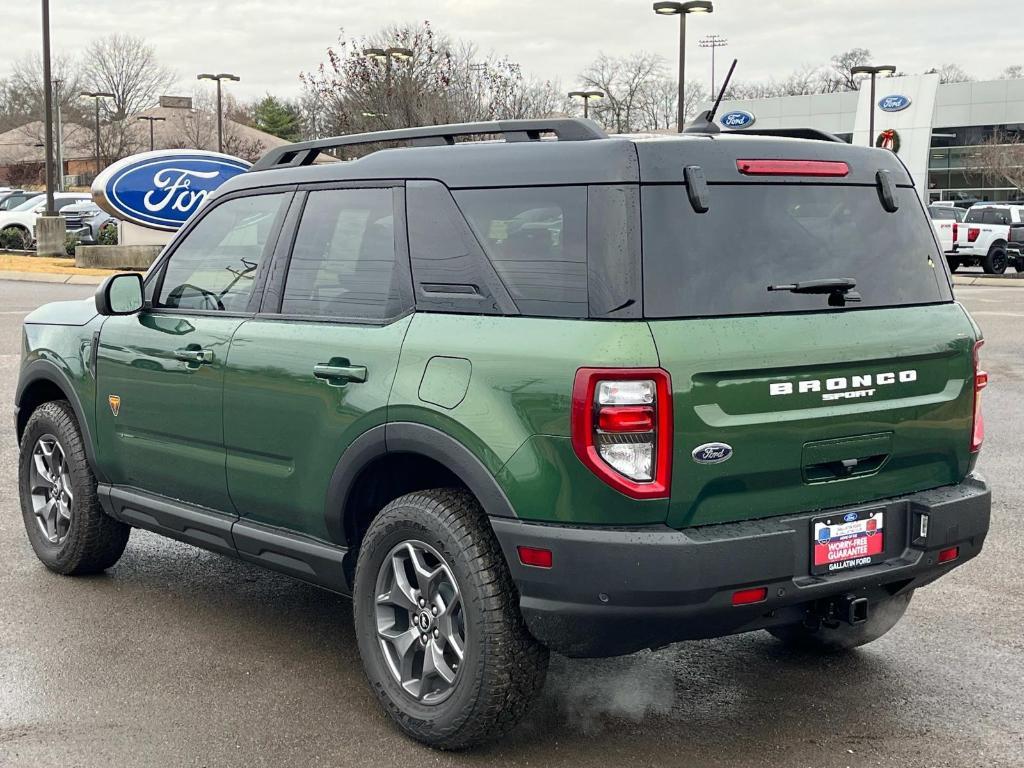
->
[[16, 118, 991, 749]]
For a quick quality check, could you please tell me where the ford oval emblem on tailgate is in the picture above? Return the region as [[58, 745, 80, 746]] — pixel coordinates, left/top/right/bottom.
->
[[692, 442, 733, 464]]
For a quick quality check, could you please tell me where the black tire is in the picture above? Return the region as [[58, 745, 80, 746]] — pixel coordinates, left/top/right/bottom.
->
[[982, 244, 1008, 274], [767, 591, 913, 652], [946, 256, 959, 273], [353, 488, 548, 750], [18, 400, 130, 575]]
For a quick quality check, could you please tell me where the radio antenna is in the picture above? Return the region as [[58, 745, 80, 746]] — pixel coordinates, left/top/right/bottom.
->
[[684, 58, 737, 134]]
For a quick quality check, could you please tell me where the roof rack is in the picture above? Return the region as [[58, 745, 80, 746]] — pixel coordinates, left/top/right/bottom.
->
[[722, 127, 845, 143], [250, 118, 609, 172]]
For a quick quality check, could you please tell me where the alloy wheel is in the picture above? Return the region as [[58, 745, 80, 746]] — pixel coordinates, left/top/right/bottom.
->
[[374, 540, 466, 704], [29, 434, 74, 545]]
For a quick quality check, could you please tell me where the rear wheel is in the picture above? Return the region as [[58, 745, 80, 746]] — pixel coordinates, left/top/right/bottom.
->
[[353, 488, 548, 749], [982, 244, 1008, 274], [767, 591, 913, 652], [18, 401, 131, 574]]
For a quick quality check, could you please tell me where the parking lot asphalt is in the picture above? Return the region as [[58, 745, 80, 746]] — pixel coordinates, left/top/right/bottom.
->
[[0, 279, 1021, 768]]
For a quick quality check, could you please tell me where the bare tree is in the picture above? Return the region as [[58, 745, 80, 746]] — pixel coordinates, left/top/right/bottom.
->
[[10, 52, 85, 122], [164, 91, 266, 162], [819, 48, 872, 93], [579, 52, 666, 133], [82, 34, 176, 120], [924, 63, 973, 84], [973, 133, 1024, 194], [998, 65, 1023, 80]]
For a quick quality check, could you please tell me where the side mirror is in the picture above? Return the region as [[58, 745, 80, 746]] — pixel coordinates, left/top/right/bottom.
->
[[96, 273, 144, 316]]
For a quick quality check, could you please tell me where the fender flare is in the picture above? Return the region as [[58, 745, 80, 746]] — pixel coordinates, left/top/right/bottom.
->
[[15, 358, 106, 482], [324, 422, 518, 546]]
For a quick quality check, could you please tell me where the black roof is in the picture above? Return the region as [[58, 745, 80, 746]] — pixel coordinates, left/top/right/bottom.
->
[[217, 118, 913, 196]]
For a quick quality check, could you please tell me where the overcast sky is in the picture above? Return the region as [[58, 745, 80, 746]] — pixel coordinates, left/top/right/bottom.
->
[[6, 0, 1022, 102]]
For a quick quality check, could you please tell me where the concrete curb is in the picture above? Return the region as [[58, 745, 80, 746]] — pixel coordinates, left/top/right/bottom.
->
[[0, 270, 104, 286], [953, 274, 1024, 287]]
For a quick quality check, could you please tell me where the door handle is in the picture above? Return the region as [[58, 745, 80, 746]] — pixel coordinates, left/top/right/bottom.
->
[[174, 348, 214, 364], [313, 363, 367, 384]]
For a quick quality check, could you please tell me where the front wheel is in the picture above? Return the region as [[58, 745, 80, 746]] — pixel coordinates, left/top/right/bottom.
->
[[982, 244, 1008, 274], [18, 400, 131, 574], [767, 591, 913, 652], [353, 489, 548, 749]]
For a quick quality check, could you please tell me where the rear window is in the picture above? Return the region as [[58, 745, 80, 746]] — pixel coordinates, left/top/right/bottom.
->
[[642, 185, 951, 318], [929, 207, 958, 220]]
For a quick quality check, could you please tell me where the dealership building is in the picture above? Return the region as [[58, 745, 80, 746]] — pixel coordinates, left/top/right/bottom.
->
[[707, 74, 1024, 204]]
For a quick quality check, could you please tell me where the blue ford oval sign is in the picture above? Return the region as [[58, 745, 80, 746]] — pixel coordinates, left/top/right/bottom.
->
[[878, 94, 911, 112], [720, 110, 756, 129], [691, 442, 733, 465], [92, 150, 250, 231]]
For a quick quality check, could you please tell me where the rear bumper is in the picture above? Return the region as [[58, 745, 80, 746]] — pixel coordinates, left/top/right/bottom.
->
[[492, 474, 991, 657]]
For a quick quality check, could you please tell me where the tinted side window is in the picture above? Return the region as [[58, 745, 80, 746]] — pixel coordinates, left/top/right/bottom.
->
[[158, 192, 287, 311], [406, 180, 514, 315], [989, 209, 1010, 225], [281, 187, 406, 320], [965, 208, 984, 223], [454, 186, 588, 318]]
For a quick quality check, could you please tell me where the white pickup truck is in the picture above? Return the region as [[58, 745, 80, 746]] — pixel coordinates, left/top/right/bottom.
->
[[950, 204, 1024, 274], [928, 205, 958, 263]]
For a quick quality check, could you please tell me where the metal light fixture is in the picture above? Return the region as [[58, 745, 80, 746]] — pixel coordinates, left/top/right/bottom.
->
[[851, 64, 897, 147], [137, 115, 166, 152], [568, 89, 605, 119], [197, 73, 241, 153], [80, 91, 115, 176], [653, 1, 714, 132]]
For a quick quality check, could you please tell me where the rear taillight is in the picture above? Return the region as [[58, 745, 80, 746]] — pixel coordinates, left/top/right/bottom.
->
[[971, 340, 987, 453], [967, 227, 981, 243], [953, 222, 958, 241], [571, 368, 672, 499], [736, 159, 849, 177]]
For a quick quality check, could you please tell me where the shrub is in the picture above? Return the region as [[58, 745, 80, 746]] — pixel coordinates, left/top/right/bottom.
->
[[64, 233, 79, 257], [98, 222, 119, 246], [0, 226, 30, 251]]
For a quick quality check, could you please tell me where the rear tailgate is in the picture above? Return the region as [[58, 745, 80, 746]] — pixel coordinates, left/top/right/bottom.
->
[[637, 136, 977, 529], [648, 306, 975, 528]]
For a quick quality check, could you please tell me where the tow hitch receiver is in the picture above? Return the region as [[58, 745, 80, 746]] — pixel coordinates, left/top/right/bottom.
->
[[806, 595, 870, 629]]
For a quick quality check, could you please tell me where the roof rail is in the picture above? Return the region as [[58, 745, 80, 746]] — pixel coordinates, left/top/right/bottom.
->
[[250, 118, 609, 172], [722, 127, 845, 143]]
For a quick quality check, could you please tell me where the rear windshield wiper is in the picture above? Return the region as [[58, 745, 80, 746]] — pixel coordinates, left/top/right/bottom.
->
[[768, 278, 862, 306]]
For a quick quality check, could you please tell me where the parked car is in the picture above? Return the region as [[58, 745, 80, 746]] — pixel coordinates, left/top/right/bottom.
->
[[928, 206, 956, 257], [61, 200, 117, 245], [0, 192, 90, 249], [0, 190, 42, 211], [953, 204, 1024, 273], [15, 119, 991, 749]]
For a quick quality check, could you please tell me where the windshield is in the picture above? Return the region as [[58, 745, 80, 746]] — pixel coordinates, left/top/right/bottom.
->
[[642, 184, 951, 318], [11, 196, 43, 212]]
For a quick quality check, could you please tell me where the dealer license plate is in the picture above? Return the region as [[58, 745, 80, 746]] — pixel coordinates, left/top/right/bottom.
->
[[811, 508, 885, 575]]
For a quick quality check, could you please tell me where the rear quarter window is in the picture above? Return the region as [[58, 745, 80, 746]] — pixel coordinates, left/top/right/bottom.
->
[[642, 184, 951, 318], [453, 186, 588, 318]]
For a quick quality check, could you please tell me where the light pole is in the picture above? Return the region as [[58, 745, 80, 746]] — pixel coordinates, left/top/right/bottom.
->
[[80, 91, 115, 177], [41, 0, 56, 215], [137, 116, 166, 151], [568, 90, 604, 119], [698, 34, 728, 94], [363, 47, 413, 99], [53, 78, 64, 191], [653, 0, 713, 132], [851, 64, 896, 147], [197, 73, 240, 153]]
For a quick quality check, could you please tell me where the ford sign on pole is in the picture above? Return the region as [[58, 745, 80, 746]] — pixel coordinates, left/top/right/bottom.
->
[[719, 110, 756, 129], [878, 94, 912, 113], [92, 149, 250, 231]]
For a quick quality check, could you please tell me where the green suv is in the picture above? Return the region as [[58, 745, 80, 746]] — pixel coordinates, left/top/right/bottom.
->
[[15, 118, 992, 749]]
